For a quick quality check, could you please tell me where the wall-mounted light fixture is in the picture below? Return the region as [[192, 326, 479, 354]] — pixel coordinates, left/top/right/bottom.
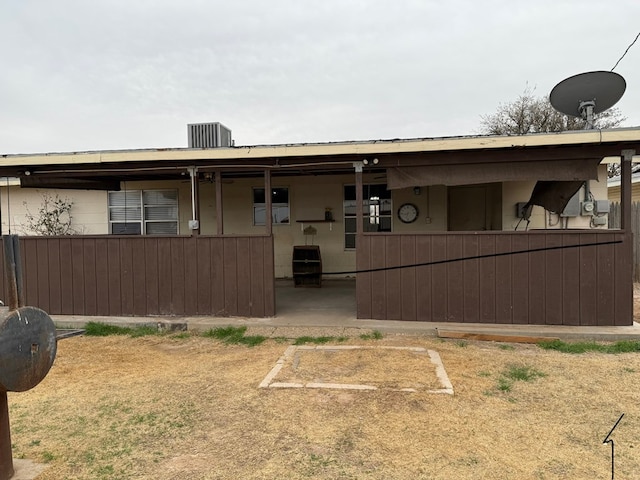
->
[[362, 158, 379, 166], [413, 186, 421, 195]]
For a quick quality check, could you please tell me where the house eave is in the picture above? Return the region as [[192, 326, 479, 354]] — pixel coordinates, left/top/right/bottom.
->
[[3, 128, 640, 170]]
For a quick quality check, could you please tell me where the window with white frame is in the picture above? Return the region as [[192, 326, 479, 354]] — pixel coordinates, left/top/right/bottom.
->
[[108, 189, 179, 235], [253, 187, 290, 225], [343, 184, 392, 249]]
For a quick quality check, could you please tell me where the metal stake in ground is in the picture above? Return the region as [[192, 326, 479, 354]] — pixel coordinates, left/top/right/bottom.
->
[[603, 413, 624, 480]]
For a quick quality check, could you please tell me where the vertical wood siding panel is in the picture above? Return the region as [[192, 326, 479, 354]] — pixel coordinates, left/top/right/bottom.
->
[[183, 237, 198, 316], [510, 234, 529, 324], [250, 237, 266, 317], [223, 238, 238, 316], [131, 239, 147, 316], [71, 238, 85, 314], [544, 234, 563, 325], [210, 237, 225, 316], [144, 238, 159, 315], [0, 243, 5, 303], [578, 233, 598, 326], [528, 235, 546, 324], [356, 236, 372, 320], [614, 232, 633, 325], [385, 236, 402, 320], [447, 235, 464, 322], [596, 233, 616, 326], [462, 235, 479, 323], [35, 239, 50, 312], [47, 239, 62, 314], [196, 238, 212, 315], [95, 238, 110, 316], [83, 239, 98, 316], [431, 236, 448, 322], [236, 237, 252, 317], [561, 233, 581, 326], [495, 235, 512, 324], [59, 238, 74, 314], [107, 238, 122, 316], [415, 235, 432, 321], [478, 235, 496, 322], [400, 236, 417, 321], [369, 236, 387, 320], [119, 239, 134, 315], [157, 238, 172, 315], [21, 239, 38, 308], [632, 202, 640, 282], [170, 238, 186, 315]]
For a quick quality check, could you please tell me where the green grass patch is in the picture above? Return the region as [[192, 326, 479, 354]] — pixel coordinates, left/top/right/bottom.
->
[[497, 377, 512, 392], [494, 364, 546, 394], [171, 332, 191, 339], [538, 339, 640, 354], [294, 336, 335, 345], [359, 330, 384, 340], [503, 364, 546, 382], [202, 326, 266, 347], [84, 322, 159, 337]]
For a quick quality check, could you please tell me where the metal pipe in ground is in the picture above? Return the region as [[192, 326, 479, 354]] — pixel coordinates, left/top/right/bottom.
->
[[0, 392, 14, 479]]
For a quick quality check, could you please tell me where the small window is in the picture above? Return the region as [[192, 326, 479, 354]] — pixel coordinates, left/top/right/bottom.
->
[[109, 189, 178, 235], [253, 187, 289, 225], [343, 184, 392, 249]]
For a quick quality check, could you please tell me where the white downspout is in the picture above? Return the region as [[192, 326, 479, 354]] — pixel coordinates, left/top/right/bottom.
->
[[188, 166, 199, 231]]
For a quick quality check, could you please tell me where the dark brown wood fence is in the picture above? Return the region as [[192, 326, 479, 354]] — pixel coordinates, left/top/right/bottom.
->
[[0, 235, 275, 317], [356, 231, 632, 325]]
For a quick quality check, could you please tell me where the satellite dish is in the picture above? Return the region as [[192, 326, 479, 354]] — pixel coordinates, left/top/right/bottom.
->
[[549, 71, 626, 129]]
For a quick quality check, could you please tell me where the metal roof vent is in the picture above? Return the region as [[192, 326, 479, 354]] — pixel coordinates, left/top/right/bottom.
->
[[188, 122, 233, 148]]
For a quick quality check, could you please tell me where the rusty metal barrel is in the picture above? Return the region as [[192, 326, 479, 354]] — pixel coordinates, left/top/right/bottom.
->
[[0, 306, 57, 393]]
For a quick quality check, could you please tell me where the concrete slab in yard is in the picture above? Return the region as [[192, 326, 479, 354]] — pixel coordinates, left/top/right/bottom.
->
[[260, 345, 454, 394]]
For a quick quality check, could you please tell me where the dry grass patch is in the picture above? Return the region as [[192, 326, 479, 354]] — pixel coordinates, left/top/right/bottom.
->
[[7, 334, 640, 479]]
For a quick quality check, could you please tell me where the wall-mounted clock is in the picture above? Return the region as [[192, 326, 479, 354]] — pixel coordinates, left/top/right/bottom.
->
[[398, 203, 419, 223]]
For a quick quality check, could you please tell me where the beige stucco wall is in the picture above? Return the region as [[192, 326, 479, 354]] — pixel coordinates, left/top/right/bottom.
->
[[0, 186, 108, 235]]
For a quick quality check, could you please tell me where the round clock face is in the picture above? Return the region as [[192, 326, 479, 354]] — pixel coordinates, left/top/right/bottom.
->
[[398, 203, 419, 223]]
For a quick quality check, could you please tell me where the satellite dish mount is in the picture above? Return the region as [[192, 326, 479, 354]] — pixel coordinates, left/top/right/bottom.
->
[[578, 100, 596, 129], [549, 71, 626, 130]]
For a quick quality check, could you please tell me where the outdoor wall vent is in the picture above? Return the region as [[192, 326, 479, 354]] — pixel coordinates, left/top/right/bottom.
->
[[188, 122, 233, 148]]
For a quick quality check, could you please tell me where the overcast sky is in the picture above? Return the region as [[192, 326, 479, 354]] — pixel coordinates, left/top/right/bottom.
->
[[1, 0, 639, 154]]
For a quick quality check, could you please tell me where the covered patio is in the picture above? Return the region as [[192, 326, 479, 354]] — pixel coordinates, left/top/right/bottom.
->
[[0, 129, 638, 325]]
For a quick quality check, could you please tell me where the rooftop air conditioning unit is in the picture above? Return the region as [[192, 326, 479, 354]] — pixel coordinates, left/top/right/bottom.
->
[[188, 122, 233, 148]]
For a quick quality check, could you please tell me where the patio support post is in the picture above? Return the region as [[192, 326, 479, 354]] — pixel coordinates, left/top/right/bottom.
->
[[621, 150, 635, 231], [215, 168, 223, 235], [355, 163, 363, 236], [264, 169, 272, 236]]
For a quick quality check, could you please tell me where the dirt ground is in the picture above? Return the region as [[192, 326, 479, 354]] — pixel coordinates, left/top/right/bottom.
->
[[8, 322, 640, 480]]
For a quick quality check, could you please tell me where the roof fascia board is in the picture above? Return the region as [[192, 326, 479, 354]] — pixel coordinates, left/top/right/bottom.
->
[[3, 129, 640, 168]]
